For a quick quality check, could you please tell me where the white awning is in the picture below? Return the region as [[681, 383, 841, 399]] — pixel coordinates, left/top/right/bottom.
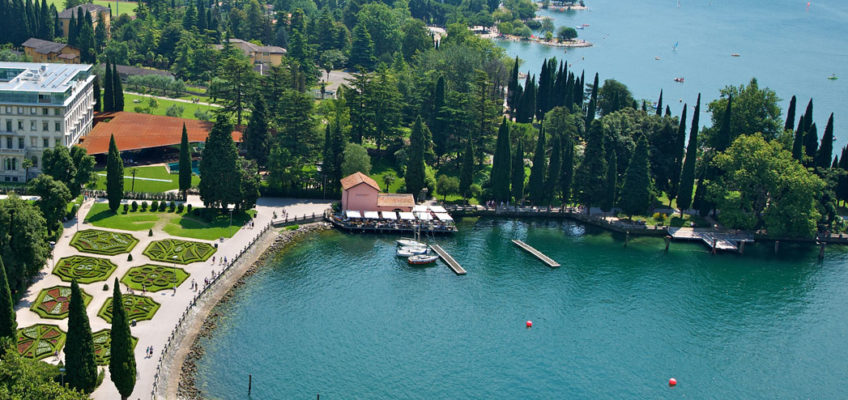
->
[[429, 205, 447, 213], [398, 212, 416, 220], [381, 211, 397, 220], [434, 213, 453, 221], [363, 211, 381, 219], [344, 210, 361, 219], [412, 205, 428, 212], [415, 212, 432, 221]]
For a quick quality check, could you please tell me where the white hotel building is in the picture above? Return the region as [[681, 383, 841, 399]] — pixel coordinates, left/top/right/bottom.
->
[[0, 62, 94, 182]]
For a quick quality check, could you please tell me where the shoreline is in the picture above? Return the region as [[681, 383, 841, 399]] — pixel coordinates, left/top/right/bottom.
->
[[494, 35, 593, 48], [174, 223, 331, 399], [535, 2, 588, 11]]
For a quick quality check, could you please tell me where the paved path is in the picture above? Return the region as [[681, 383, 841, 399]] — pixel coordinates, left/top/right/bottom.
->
[[126, 91, 222, 107], [13, 196, 331, 400]]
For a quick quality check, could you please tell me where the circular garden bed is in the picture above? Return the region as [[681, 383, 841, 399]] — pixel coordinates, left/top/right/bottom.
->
[[30, 285, 93, 319], [70, 229, 139, 255], [16, 324, 66, 360], [52, 255, 118, 284], [97, 294, 161, 323], [143, 239, 216, 264], [121, 264, 189, 292], [92, 329, 138, 365]]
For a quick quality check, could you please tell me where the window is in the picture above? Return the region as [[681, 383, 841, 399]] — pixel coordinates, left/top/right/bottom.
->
[[4, 121, 9, 132], [30, 107, 36, 115], [4, 158, 16, 170], [18, 137, 23, 149], [17, 120, 23, 130], [43, 138, 49, 148], [55, 122, 61, 132], [42, 121, 48, 131], [5, 137, 10, 148], [17, 107, 22, 114], [31, 156, 37, 168], [30, 137, 36, 147], [42, 108, 48, 115], [4, 107, 10, 113], [30, 121, 36, 131], [54, 108, 61, 116]]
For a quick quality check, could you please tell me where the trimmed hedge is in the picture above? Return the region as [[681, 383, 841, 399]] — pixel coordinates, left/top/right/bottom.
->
[[69, 229, 139, 255]]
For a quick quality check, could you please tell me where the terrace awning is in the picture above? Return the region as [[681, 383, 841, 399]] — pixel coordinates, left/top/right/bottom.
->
[[344, 210, 362, 219], [412, 205, 429, 212], [434, 213, 453, 221], [398, 212, 416, 220], [363, 211, 381, 219], [415, 212, 432, 221], [429, 205, 447, 213], [381, 211, 397, 220]]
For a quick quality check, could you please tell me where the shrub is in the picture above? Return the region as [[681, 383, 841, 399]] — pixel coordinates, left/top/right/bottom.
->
[[127, 254, 133, 262], [148, 229, 153, 237], [131, 201, 138, 212], [169, 201, 176, 212], [123, 203, 129, 213], [177, 203, 184, 213], [158, 201, 167, 211], [285, 225, 299, 231], [103, 283, 108, 291], [151, 200, 159, 211], [165, 104, 184, 117], [652, 212, 667, 224], [187, 204, 192, 213], [141, 201, 148, 211]]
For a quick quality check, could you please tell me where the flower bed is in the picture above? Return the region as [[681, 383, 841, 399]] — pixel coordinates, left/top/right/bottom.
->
[[97, 294, 161, 323], [30, 286, 93, 319], [52, 255, 118, 284], [121, 264, 189, 292], [70, 229, 139, 255], [143, 238, 216, 264], [92, 329, 138, 365], [16, 324, 66, 360]]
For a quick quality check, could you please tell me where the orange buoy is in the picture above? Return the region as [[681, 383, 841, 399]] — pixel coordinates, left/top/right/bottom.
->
[[526, 320, 533, 328], [669, 378, 677, 386]]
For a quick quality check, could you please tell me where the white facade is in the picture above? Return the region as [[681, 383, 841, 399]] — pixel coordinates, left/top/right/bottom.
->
[[0, 62, 94, 182]]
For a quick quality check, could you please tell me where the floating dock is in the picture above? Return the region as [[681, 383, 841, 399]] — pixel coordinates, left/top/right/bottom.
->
[[512, 240, 560, 267], [430, 244, 466, 275], [667, 227, 754, 253]]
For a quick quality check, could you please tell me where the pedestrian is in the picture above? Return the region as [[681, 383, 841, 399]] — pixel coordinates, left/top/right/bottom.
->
[[212, 256, 215, 263]]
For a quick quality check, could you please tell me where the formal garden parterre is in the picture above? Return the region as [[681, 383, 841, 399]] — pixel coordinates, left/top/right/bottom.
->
[[30, 285, 93, 319], [16, 324, 66, 361], [121, 264, 189, 292], [92, 329, 138, 366], [52, 255, 118, 284], [70, 229, 139, 255], [97, 294, 161, 323], [143, 239, 216, 264]]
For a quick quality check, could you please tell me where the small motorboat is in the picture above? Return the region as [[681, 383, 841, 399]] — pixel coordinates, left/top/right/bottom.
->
[[397, 246, 429, 257], [408, 254, 439, 265], [731, 53, 741, 57], [655, 56, 661, 60], [673, 77, 685, 83], [827, 74, 838, 80], [397, 239, 425, 247]]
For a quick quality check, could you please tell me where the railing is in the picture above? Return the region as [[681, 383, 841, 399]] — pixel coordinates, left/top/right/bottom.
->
[[270, 211, 325, 227]]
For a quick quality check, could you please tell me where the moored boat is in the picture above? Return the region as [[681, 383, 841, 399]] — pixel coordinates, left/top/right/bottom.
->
[[674, 77, 685, 83], [397, 239, 425, 247], [407, 254, 439, 265], [397, 246, 429, 257]]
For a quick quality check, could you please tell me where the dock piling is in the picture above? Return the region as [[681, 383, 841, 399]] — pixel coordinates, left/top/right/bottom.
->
[[248, 374, 252, 395]]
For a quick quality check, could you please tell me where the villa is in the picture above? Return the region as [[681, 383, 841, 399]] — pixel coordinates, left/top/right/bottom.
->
[[340, 172, 415, 212]]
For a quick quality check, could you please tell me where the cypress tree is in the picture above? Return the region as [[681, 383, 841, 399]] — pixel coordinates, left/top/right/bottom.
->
[[528, 125, 547, 204], [574, 120, 606, 213], [330, 120, 346, 193], [178, 124, 191, 196], [714, 94, 732, 152], [321, 124, 334, 194], [804, 123, 818, 165], [109, 278, 136, 400], [459, 133, 474, 199], [93, 77, 101, 112], [68, 14, 77, 46], [667, 104, 687, 205], [106, 134, 123, 211], [243, 96, 269, 166], [431, 76, 448, 160], [802, 98, 813, 133], [601, 149, 617, 213], [619, 134, 652, 217], [815, 113, 834, 169], [0, 257, 15, 344], [65, 279, 97, 393], [792, 112, 805, 161], [103, 59, 114, 112], [833, 155, 839, 169], [405, 116, 428, 200], [784, 95, 797, 132], [511, 138, 525, 202], [655, 89, 663, 116], [677, 94, 700, 216], [559, 131, 574, 204], [39, 0, 52, 39], [113, 63, 124, 111], [665, 105, 671, 118], [837, 146, 848, 205], [545, 135, 561, 204], [490, 117, 511, 201], [536, 59, 549, 120], [507, 57, 520, 114], [585, 72, 598, 128]]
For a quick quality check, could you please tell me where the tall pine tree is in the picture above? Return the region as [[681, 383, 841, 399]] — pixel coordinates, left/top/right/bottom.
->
[[601, 149, 617, 213], [667, 104, 687, 205], [815, 113, 835, 169], [92, 76, 101, 112], [199, 115, 241, 209], [109, 278, 136, 400], [804, 123, 818, 166], [792, 112, 805, 161], [528, 125, 547, 204], [0, 257, 15, 345], [460, 133, 474, 199], [243, 96, 270, 166], [113, 63, 124, 111], [585, 72, 598, 128], [619, 134, 652, 217], [511, 138, 525, 202], [103, 59, 114, 112], [544, 135, 561, 204], [677, 94, 700, 216], [784, 95, 796, 132], [574, 120, 607, 213], [655, 89, 663, 116], [65, 279, 97, 393], [490, 117, 511, 201], [106, 134, 123, 211], [405, 116, 428, 200], [559, 130, 574, 205], [178, 124, 191, 196]]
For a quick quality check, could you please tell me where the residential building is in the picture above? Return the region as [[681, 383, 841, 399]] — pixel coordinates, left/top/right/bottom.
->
[[341, 172, 415, 212], [0, 62, 94, 182], [58, 4, 111, 38], [214, 39, 286, 67], [22, 38, 80, 64]]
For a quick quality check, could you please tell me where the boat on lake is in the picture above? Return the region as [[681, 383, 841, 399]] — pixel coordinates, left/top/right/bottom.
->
[[828, 74, 838, 80], [674, 77, 685, 83], [397, 246, 429, 257], [731, 53, 741, 57], [407, 254, 439, 265], [397, 239, 425, 247]]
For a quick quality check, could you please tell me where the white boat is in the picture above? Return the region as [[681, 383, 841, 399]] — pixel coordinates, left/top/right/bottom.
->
[[396, 246, 429, 257], [408, 254, 439, 265], [397, 239, 425, 247]]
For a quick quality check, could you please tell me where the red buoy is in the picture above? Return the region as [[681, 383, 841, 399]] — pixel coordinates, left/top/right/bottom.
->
[[669, 378, 677, 387], [526, 320, 533, 328]]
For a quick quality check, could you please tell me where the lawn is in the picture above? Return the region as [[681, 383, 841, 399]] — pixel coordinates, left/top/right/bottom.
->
[[84, 202, 256, 239], [124, 93, 219, 120], [45, 0, 137, 16], [92, 165, 199, 193]]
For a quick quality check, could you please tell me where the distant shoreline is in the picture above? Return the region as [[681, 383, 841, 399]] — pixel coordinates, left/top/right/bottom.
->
[[536, 2, 588, 11], [487, 34, 593, 48]]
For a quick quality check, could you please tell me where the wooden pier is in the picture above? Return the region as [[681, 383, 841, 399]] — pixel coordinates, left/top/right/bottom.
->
[[430, 244, 466, 275], [667, 227, 754, 253], [512, 240, 560, 267]]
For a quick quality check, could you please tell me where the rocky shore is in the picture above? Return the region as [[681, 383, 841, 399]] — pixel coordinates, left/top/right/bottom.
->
[[177, 223, 332, 399]]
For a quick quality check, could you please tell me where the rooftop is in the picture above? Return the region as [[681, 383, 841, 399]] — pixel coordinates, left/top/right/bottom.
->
[[58, 4, 109, 19], [78, 112, 242, 155], [214, 39, 286, 55], [22, 38, 74, 55], [0, 62, 92, 93], [377, 193, 415, 208], [340, 172, 380, 191]]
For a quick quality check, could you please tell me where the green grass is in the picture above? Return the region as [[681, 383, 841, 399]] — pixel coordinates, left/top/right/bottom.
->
[[85, 202, 159, 230], [162, 209, 256, 240], [143, 238, 216, 264], [620, 212, 710, 228], [45, 0, 137, 15], [125, 93, 219, 120], [85, 203, 255, 239], [92, 165, 199, 193]]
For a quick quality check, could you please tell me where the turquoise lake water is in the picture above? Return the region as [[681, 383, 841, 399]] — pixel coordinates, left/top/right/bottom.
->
[[497, 0, 848, 147], [195, 218, 848, 398]]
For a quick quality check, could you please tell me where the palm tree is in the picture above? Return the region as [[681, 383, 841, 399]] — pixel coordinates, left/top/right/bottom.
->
[[22, 158, 33, 182], [382, 173, 395, 192]]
